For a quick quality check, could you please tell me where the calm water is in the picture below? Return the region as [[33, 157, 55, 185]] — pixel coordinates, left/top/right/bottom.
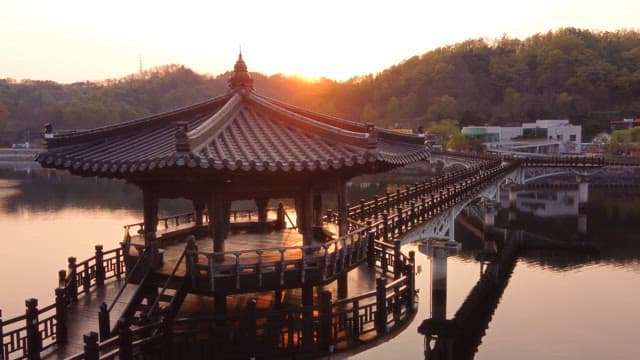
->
[[1, 165, 639, 359]]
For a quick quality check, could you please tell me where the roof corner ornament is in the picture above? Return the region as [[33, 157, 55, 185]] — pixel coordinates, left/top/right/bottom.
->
[[228, 51, 255, 92], [174, 121, 191, 153], [43, 123, 54, 139], [365, 123, 378, 148]]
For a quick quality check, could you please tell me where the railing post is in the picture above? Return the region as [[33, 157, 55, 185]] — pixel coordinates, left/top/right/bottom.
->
[[367, 228, 375, 268], [381, 248, 389, 273], [352, 299, 360, 343], [359, 199, 366, 222], [185, 237, 198, 289], [393, 240, 402, 279], [25, 298, 41, 360], [319, 290, 333, 351], [393, 286, 401, 325], [116, 246, 123, 279], [58, 270, 67, 289], [67, 257, 78, 302], [98, 302, 110, 341], [55, 288, 68, 344], [246, 299, 257, 359], [95, 245, 105, 287], [382, 212, 389, 243], [407, 251, 416, 314], [83, 332, 99, 360], [410, 201, 416, 227], [396, 206, 403, 233], [396, 189, 402, 206], [373, 195, 379, 218], [118, 320, 133, 360], [375, 277, 388, 335], [385, 192, 391, 212]]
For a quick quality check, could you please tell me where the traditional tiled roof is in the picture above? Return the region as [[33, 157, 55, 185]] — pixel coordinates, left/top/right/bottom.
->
[[37, 55, 429, 178]]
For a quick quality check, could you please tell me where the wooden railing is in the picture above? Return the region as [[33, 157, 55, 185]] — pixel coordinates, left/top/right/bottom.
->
[[1, 246, 126, 360], [186, 225, 371, 293], [63, 237, 417, 360], [123, 207, 284, 237]]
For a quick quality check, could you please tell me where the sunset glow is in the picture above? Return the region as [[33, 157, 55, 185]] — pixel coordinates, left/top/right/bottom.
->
[[1, 0, 639, 83]]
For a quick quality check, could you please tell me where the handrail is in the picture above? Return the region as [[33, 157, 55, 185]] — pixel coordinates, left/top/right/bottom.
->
[[107, 249, 148, 313], [145, 246, 188, 319], [282, 207, 297, 229]]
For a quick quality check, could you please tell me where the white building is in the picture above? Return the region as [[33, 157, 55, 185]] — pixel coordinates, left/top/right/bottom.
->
[[462, 120, 582, 155]]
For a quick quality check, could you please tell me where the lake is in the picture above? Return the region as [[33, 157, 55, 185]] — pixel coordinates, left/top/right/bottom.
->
[[1, 164, 639, 359]]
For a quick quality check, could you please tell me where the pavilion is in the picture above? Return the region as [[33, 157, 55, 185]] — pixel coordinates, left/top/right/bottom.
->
[[37, 53, 429, 262]]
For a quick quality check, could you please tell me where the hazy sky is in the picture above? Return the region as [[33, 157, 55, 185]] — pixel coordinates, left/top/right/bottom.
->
[[1, 0, 638, 83]]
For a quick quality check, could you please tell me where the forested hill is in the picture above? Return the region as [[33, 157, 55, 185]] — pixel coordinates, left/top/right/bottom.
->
[[1, 28, 639, 146]]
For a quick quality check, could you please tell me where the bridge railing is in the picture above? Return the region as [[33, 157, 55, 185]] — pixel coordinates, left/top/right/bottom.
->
[[350, 159, 502, 223], [519, 156, 604, 167], [1, 245, 126, 360]]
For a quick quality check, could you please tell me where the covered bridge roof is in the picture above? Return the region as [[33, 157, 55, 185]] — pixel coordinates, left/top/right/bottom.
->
[[37, 55, 428, 178]]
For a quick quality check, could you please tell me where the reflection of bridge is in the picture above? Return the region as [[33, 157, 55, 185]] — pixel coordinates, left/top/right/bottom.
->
[[418, 230, 598, 360]]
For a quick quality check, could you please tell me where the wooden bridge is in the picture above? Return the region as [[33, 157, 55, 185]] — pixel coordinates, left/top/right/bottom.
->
[[1, 154, 623, 359]]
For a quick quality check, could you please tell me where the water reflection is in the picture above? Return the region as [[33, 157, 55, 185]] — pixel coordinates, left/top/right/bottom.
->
[[418, 230, 598, 360]]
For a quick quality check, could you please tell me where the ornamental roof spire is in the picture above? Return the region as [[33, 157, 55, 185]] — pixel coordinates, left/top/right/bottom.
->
[[228, 51, 254, 91]]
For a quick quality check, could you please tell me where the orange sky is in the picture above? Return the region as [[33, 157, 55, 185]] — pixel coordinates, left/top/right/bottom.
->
[[1, 0, 638, 83]]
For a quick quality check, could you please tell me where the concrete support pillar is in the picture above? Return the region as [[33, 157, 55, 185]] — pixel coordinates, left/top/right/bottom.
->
[[448, 209, 456, 243], [483, 201, 497, 230], [578, 181, 589, 206], [578, 213, 587, 235], [508, 187, 518, 208], [431, 249, 448, 322]]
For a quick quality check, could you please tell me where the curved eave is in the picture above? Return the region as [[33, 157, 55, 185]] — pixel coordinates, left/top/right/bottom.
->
[[37, 147, 429, 179], [44, 93, 232, 148]]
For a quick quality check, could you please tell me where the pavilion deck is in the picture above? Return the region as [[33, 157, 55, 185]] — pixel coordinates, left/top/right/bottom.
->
[[42, 223, 374, 359]]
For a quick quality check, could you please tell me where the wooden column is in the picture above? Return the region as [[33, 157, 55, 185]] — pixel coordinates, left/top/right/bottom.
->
[[294, 187, 314, 246], [336, 181, 348, 237], [208, 193, 225, 259], [313, 193, 323, 227], [142, 188, 158, 250], [193, 198, 206, 226], [255, 197, 269, 229], [336, 181, 349, 298]]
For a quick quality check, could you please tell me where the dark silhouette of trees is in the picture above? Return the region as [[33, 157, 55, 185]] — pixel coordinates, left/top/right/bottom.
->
[[0, 28, 638, 146]]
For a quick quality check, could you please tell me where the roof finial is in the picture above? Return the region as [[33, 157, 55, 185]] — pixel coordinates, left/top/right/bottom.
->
[[228, 50, 254, 91]]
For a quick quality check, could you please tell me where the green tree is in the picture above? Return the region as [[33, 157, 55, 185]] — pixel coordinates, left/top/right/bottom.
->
[[427, 118, 460, 149], [361, 104, 380, 124]]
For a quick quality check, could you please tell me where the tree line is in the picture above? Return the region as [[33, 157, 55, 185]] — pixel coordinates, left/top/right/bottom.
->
[[0, 28, 638, 147]]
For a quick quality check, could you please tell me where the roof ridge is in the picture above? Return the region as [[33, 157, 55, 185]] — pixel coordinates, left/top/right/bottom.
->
[[246, 92, 372, 148], [187, 93, 244, 154], [253, 93, 366, 132]]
